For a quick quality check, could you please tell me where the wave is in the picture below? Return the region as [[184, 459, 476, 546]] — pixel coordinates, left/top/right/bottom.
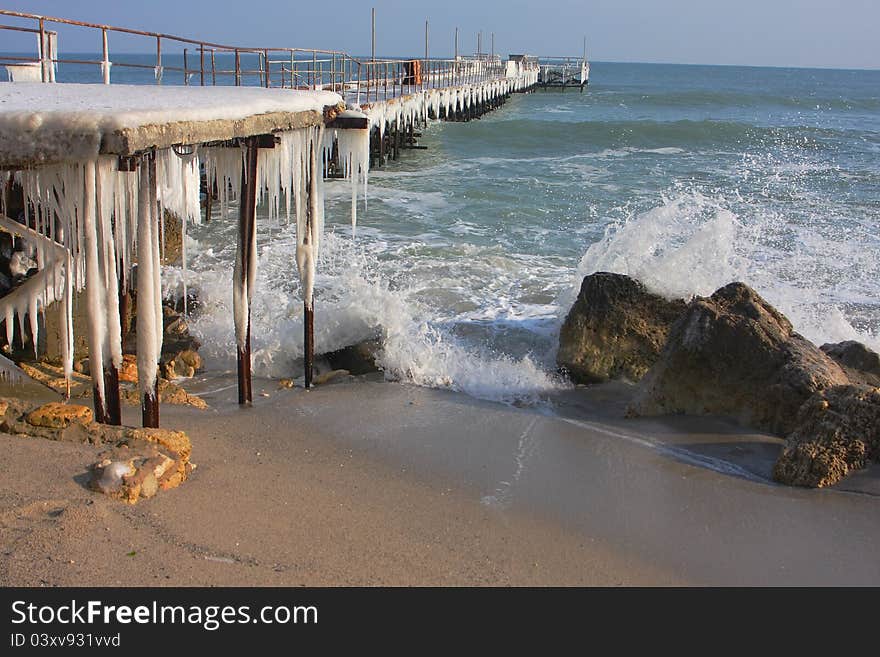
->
[[565, 189, 880, 351], [452, 118, 854, 156]]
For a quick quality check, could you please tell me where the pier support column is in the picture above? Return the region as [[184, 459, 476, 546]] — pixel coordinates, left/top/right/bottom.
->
[[303, 142, 318, 390], [236, 137, 259, 406], [82, 160, 109, 424], [137, 153, 160, 429], [304, 299, 314, 388]]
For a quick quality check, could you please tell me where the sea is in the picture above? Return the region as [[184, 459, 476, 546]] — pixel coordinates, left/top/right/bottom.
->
[[23, 58, 880, 404]]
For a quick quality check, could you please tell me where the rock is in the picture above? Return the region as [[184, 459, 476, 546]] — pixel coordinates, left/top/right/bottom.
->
[[278, 378, 295, 389], [17, 361, 91, 396], [26, 402, 93, 429], [324, 339, 382, 375], [92, 459, 136, 496], [314, 369, 350, 385], [160, 209, 183, 265], [774, 385, 880, 488], [88, 449, 183, 504], [43, 289, 91, 361], [124, 427, 192, 462], [118, 354, 139, 383], [557, 273, 686, 384], [120, 378, 208, 410], [821, 341, 880, 387], [628, 282, 849, 435], [160, 349, 201, 380]]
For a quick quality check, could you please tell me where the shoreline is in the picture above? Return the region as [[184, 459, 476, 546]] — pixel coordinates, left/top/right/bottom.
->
[[2, 374, 878, 586]]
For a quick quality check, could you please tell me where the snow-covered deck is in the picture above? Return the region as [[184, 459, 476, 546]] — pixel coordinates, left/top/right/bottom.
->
[[0, 82, 344, 168]]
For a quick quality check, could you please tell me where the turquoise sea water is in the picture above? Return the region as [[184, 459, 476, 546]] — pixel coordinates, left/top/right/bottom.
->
[[151, 62, 880, 401]]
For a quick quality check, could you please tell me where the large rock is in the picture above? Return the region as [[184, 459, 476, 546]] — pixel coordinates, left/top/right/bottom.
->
[[774, 385, 880, 488], [0, 396, 195, 503], [628, 282, 849, 435], [324, 338, 382, 375], [26, 402, 93, 429], [557, 272, 686, 383], [821, 341, 880, 387]]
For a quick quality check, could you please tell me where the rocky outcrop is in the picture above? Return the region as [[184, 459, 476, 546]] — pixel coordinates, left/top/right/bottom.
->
[[25, 402, 93, 429], [557, 272, 687, 384], [0, 397, 194, 503], [821, 341, 880, 387], [325, 338, 382, 375], [773, 385, 880, 488], [120, 378, 208, 410], [628, 282, 849, 435]]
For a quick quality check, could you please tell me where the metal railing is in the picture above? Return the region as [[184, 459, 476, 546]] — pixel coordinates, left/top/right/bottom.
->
[[0, 9, 538, 104]]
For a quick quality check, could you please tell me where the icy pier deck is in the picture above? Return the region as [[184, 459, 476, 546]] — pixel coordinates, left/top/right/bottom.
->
[[0, 82, 344, 168]]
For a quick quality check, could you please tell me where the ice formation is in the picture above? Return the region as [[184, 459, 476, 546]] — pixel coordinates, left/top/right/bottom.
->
[[0, 60, 539, 407]]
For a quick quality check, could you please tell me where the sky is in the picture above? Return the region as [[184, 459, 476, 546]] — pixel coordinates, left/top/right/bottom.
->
[[1, 0, 878, 69]]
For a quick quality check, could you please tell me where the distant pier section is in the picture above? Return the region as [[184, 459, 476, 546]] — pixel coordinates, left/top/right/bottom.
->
[[537, 56, 590, 91]]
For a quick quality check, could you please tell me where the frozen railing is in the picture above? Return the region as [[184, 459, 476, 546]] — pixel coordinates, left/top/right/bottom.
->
[[356, 56, 511, 103], [0, 9, 537, 103], [0, 9, 536, 104], [0, 9, 359, 91]]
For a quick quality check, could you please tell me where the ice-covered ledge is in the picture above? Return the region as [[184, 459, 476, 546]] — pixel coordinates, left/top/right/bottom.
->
[[0, 82, 345, 168]]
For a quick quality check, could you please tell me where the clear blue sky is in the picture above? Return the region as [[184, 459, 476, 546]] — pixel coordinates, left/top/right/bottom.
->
[[2, 0, 878, 69]]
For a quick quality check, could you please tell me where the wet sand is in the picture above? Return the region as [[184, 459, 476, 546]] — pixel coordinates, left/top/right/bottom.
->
[[2, 374, 879, 586]]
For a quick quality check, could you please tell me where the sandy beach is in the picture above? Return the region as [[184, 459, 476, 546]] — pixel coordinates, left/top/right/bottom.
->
[[2, 373, 878, 587]]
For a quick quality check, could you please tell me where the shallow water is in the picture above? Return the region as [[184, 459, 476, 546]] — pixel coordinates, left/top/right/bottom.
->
[[169, 62, 880, 403]]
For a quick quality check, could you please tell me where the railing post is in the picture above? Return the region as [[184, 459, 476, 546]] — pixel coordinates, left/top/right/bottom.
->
[[235, 49, 241, 86], [156, 36, 162, 85], [200, 45, 205, 86], [38, 18, 47, 82], [264, 49, 270, 87], [101, 28, 110, 84], [211, 49, 216, 85], [183, 48, 189, 85]]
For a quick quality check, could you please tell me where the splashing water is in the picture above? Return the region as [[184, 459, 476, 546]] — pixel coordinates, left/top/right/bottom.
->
[[172, 63, 880, 403]]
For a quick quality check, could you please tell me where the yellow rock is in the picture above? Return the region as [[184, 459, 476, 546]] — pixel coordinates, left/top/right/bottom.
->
[[118, 354, 139, 383], [26, 402, 93, 429], [126, 427, 192, 462], [0, 400, 8, 416], [278, 378, 295, 389]]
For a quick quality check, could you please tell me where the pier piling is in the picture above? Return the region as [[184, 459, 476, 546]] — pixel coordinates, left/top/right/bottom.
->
[[236, 137, 259, 406]]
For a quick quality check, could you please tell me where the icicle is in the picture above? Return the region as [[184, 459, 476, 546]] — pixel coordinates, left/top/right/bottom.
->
[[96, 156, 122, 370], [334, 119, 370, 232], [149, 162, 162, 359], [82, 160, 107, 415], [136, 160, 159, 398]]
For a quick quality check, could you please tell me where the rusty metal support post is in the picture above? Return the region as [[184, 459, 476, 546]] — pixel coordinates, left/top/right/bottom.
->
[[235, 49, 241, 86], [200, 45, 205, 86], [304, 300, 314, 389], [303, 142, 317, 390], [104, 366, 121, 426], [236, 137, 258, 406], [211, 48, 216, 85]]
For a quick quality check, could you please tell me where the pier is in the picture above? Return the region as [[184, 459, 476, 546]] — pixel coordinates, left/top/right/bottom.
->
[[537, 57, 590, 91], [0, 9, 569, 427]]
